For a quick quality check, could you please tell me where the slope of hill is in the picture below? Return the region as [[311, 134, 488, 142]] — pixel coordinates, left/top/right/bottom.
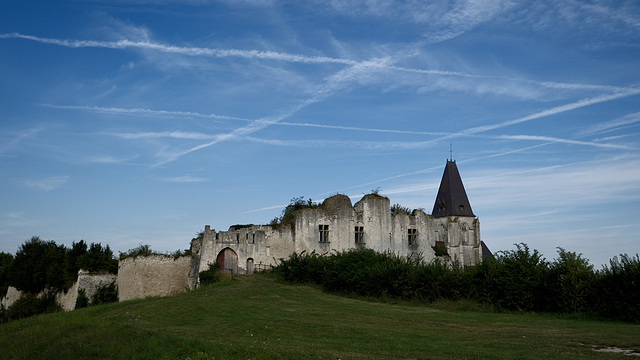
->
[[1, 274, 638, 359]]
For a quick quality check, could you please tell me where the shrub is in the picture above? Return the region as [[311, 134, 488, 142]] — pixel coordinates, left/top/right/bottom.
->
[[91, 281, 118, 305], [546, 248, 595, 314], [2, 291, 61, 322], [390, 204, 411, 216], [119, 244, 156, 260], [271, 197, 319, 230], [487, 243, 548, 311], [199, 262, 224, 286], [274, 244, 640, 322], [75, 288, 89, 309], [594, 254, 640, 322]]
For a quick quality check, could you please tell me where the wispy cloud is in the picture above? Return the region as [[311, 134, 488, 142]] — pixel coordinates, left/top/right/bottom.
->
[[152, 57, 394, 166], [23, 176, 70, 191], [577, 111, 640, 137], [0, 126, 44, 154], [110, 131, 217, 140], [161, 176, 208, 183], [450, 88, 640, 138], [13, 34, 633, 102], [491, 134, 638, 150], [327, 0, 517, 43], [41, 104, 250, 122], [0, 33, 358, 65]]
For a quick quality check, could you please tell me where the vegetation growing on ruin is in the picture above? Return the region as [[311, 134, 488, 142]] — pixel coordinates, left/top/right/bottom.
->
[[274, 245, 640, 323], [269, 196, 321, 230], [390, 203, 411, 215], [119, 244, 191, 260], [0, 274, 638, 359], [228, 224, 254, 230]]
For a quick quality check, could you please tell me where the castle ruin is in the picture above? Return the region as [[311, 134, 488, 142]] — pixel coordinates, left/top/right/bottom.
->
[[189, 160, 482, 285]]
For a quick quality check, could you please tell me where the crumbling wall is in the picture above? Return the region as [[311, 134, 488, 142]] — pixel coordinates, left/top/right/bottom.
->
[[57, 271, 118, 311], [117, 255, 191, 301], [2, 270, 118, 312], [1, 286, 22, 309]]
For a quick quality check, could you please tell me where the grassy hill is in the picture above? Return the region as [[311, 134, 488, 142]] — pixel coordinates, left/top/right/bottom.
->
[[1, 274, 638, 359]]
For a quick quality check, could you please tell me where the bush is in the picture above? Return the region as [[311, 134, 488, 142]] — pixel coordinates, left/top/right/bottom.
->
[[546, 248, 595, 314], [487, 243, 548, 311], [390, 204, 411, 216], [91, 281, 118, 305], [594, 254, 640, 322], [271, 197, 319, 230], [119, 244, 156, 260], [75, 288, 89, 309], [1, 291, 61, 322], [199, 262, 224, 286], [274, 244, 640, 322]]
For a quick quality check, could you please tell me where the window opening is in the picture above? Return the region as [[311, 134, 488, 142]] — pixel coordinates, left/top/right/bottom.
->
[[408, 228, 417, 246], [319, 224, 330, 243], [355, 226, 364, 244]]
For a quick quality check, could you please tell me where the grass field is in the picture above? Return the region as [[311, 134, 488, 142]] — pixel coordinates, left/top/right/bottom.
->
[[1, 274, 638, 359]]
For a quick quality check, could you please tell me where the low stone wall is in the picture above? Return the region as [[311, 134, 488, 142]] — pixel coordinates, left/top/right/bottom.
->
[[117, 255, 192, 302], [57, 271, 118, 311], [2, 270, 117, 312], [1, 286, 22, 309]]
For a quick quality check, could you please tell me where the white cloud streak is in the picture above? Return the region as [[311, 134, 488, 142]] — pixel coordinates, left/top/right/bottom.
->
[[9, 33, 635, 100], [23, 176, 70, 191], [429, 88, 640, 145], [161, 176, 208, 183], [578, 111, 640, 137], [41, 104, 250, 122], [0, 33, 358, 65]]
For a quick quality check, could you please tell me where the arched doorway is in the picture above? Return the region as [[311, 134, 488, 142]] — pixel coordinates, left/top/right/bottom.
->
[[246, 258, 255, 275], [216, 248, 238, 275]]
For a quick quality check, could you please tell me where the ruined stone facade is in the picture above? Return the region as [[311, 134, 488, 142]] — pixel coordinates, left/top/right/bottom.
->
[[190, 160, 482, 283], [117, 255, 192, 301]]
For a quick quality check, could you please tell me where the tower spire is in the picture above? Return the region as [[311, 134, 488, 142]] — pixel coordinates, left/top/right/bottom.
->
[[432, 159, 475, 217]]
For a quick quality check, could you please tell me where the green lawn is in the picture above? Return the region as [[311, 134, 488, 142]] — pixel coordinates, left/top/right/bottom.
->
[[1, 274, 638, 359]]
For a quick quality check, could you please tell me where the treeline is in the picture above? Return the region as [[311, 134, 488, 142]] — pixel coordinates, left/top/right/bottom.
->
[[274, 244, 640, 323], [0, 236, 117, 298], [0, 236, 119, 323]]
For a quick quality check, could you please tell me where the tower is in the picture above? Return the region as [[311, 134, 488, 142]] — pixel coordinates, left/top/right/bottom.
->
[[431, 160, 481, 266], [432, 160, 475, 217]]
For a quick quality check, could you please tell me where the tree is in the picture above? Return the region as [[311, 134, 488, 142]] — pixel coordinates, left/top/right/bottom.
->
[[78, 242, 117, 274], [0, 252, 14, 298], [62, 240, 88, 289], [9, 236, 68, 294]]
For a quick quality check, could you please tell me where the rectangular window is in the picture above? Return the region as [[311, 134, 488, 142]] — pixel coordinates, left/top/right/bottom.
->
[[319, 224, 330, 243], [355, 226, 364, 244], [408, 228, 417, 246]]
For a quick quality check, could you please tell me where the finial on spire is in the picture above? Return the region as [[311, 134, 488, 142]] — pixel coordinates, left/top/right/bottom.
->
[[449, 143, 453, 162]]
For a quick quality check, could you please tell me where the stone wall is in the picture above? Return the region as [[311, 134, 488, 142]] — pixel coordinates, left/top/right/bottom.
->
[[2, 271, 117, 312], [1, 286, 22, 309], [117, 255, 192, 301], [57, 271, 118, 311]]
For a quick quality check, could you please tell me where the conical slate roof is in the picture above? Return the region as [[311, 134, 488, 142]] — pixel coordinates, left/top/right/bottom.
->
[[431, 160, 475, 217]]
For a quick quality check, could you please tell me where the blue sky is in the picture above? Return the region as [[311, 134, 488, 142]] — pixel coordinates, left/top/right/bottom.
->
[[1, 0, 639, 268]]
